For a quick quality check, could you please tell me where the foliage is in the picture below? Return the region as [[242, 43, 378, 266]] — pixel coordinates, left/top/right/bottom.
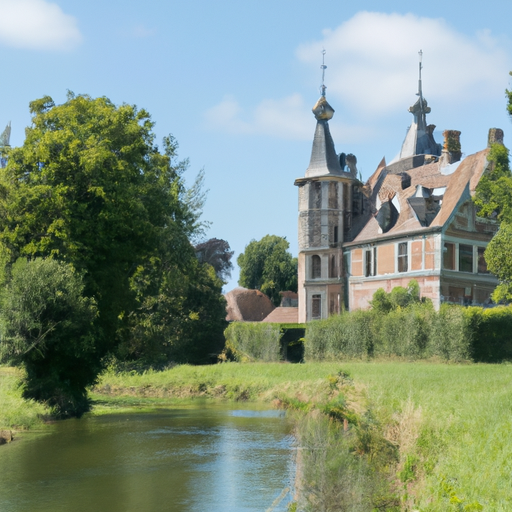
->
[[305, 284, 512, 363], [0, 258, 97, 417], [122, 257, 228, 367], [485, 222, 512, 302], [237, 234, 297, 306], [369, 279, 423, 313], [474, 143, 512, 221], [224, 322, 281, 362], [428, 304, 471, 362], [0, 94, 226, 413], [295, 414, 391, 512], [375, 303, 433, 358], [304, 310, 374, 361], [0, 367, 50, 430], [194, 237, 234, 282]]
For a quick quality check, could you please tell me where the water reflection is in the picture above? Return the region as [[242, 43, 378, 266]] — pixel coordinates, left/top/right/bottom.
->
[[0, 404, 294, 512]]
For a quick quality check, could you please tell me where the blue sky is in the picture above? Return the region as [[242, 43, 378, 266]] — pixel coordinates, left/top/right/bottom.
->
[[1, 0, 512, 291]]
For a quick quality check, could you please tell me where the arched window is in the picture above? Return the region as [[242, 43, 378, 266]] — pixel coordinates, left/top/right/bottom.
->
[[311, 255, 321, 279]]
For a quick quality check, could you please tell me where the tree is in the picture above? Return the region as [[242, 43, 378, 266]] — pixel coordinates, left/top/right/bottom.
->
[[0, 258, 97, 417], [474, 73, 512, 302], [0, 93, 225, 413], [484, 223, 512, 302], [474, 143, 512, 221], [237, 235, 297, 306], [195, 238, 234, 282]]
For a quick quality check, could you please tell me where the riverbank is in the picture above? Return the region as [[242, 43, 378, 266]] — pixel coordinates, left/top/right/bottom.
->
[[93, 361, 512, 510], [3, 362, 512, 510], [0, 367, 51, 433]]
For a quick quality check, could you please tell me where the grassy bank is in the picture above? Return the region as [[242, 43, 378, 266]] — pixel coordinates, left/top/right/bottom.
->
[[94, 362, 512, 510], [0, 367, 51, 431]]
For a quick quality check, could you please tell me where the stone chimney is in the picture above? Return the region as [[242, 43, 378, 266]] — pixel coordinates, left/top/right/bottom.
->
[[488, 128, 504, 147], [439, 130, 461, 167]]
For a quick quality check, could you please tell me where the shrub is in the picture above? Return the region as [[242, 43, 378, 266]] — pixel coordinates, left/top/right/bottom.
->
[[374, 303, 433, 359], [224, 322, 281, 362], [428, 304, 471, 361], [304, 311, 374, 361]]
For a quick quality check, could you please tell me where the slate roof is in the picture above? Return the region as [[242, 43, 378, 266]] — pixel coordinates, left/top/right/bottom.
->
[[348, 148, 490, 244]]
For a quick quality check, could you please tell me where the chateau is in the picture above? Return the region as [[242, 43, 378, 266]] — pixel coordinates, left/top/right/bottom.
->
[[295, 62, 500, 322]]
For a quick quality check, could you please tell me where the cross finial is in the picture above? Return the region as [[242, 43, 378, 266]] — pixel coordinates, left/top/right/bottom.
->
[[320, 49, 327, 97]]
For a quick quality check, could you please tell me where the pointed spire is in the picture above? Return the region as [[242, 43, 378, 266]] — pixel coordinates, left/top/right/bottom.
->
[[398, 51, 441, 160], [305, 50, 343, 177]]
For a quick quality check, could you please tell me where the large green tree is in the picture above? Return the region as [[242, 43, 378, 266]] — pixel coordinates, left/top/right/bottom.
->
[[475, 74, 512, 302], [237, 235, 297, 306], [0, 93, 225, 413]]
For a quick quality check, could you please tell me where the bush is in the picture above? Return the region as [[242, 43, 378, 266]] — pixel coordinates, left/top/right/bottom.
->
[[304, 300, 512, 363], [224, 322, 281, 362], [304, 311, 374, 361], [374, 303, 433, 358], [428, 304, 471, 361]]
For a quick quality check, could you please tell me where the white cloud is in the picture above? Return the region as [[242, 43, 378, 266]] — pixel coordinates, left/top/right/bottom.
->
[[204, 93, 313, 140], [297, 11, 510, 116], [205, 12, 511, 142], [0, 0, 82, 51], [204, 93, 371, 143]]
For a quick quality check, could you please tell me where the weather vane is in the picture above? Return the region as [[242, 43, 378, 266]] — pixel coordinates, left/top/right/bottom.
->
[[320, 49, 327, 97]]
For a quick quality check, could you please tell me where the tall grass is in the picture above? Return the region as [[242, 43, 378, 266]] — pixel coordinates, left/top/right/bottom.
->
[[224, 322, 281, 362], [0, 367, 50, 430]]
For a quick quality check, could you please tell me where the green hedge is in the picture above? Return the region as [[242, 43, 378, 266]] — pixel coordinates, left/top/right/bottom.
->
[[224, 322, 305, 362], [304, 304, 512, 363]]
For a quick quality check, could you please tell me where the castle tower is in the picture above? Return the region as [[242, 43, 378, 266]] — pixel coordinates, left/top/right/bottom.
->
[[294, 70, 358, 322]]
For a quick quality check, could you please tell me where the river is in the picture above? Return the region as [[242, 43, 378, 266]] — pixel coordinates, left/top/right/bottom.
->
[[0, 403, 295, 512]]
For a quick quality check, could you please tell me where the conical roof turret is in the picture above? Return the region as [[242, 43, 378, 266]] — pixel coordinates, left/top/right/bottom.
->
[[305, 89, 344, 178]]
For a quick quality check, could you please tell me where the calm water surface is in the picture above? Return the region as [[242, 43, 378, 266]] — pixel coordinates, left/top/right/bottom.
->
[[0, 404, 295, 512]]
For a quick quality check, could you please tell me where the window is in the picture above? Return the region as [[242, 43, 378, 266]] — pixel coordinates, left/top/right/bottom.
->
[[311, 255, 321, 279], [397, 242, 408, 273], [329, 255, 338, 278], [459, 244, 473, 273], [364, 247, 377, 277], [333, 225, 338, 244], [312, 294, 322, 319], [478, 247, 489, 274], [443, 242, 455, 270]]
